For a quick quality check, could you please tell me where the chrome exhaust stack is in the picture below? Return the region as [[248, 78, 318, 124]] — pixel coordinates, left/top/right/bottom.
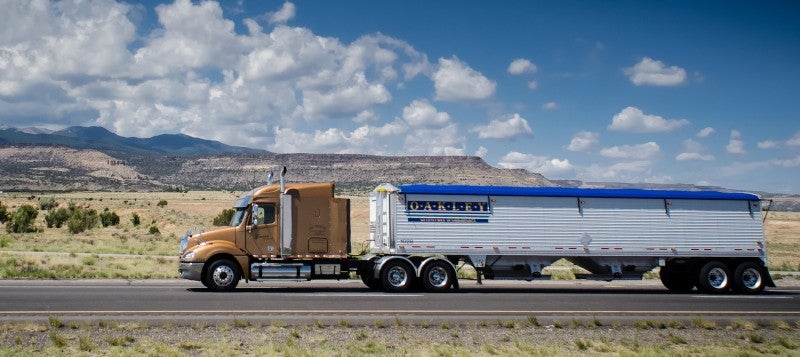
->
[[280, 166, 287, 193]]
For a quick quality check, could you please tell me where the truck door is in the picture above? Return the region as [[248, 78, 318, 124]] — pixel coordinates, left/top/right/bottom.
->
[[248, 203, 280, 256]]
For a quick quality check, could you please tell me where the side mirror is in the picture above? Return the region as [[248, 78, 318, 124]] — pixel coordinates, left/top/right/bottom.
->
[[251, 204, 259, 226]]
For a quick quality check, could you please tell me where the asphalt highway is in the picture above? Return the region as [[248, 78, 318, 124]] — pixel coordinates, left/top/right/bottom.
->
[[1, 279, 798, 325]]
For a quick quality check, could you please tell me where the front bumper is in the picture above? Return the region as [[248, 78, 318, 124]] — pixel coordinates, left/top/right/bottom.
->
[[178, 262, 204, 281]]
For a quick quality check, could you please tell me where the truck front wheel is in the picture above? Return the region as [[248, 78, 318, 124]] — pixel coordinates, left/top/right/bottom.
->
[[421, 260, 455, 292], [380, 260, 415, 292], [203, 259, 240, 292]]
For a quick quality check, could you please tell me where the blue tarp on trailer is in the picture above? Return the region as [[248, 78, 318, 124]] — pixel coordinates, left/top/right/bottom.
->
[[398, 185, 759, 201]]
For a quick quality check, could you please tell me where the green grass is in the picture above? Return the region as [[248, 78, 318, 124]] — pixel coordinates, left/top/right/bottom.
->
[[0, 252, 176, 279], [0, 319, 796, 356]]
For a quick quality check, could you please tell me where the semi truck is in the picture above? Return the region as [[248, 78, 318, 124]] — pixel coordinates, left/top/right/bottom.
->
[[179, 168, 774, 294]]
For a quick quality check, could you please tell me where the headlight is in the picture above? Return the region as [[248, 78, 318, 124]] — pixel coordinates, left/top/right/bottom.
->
[[179, 231, 191, 253], [182, 251, 196, 261]]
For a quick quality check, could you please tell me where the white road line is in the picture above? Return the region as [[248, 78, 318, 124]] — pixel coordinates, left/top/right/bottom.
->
[[692, 295, 793, 299]]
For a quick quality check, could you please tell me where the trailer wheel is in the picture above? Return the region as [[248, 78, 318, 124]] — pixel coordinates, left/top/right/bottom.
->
[[421, 260, 454, 292], [203, 259, 240, 292], [380, 260, 415, 292], [732, 261, 765, 294], [659, 266, 695, 292], [697, 261, 730, 294]]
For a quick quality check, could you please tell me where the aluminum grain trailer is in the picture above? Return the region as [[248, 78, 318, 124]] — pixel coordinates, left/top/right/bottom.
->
[[365, 184, 774, 294]]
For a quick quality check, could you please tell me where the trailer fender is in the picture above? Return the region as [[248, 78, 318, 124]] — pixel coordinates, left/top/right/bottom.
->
[[418, 256, 457, 277], [373, 256, 417, 279], [419, 256, 459, 290]]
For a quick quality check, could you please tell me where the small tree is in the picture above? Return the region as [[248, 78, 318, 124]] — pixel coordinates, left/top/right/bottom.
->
[[157, 200, 168, 208], [212, 209, 235, 226], [39, 197, 59, 211], [131, 212, 141, 226], [0, 201, 8, 223], [66, 207, 99, 234], [6, 205, 39, 233], [99, 208, 120, 227], [149, 226, 160, 235], [45, 207, 70, 228]]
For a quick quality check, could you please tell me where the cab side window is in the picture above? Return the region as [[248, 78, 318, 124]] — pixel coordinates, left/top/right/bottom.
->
[[255, 204, 276, 225]]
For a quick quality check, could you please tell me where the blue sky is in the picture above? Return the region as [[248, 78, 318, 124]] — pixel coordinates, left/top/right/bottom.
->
[[1, 1, 799, 193]]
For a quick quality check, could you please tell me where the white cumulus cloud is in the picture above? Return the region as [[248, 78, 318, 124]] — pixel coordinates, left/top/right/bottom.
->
[[608, 107, 689, 133], [541, 102, 558, 110], [401, 99, 451, 128], [566, 131, 599, 152], [676, 152, 714, 161], [726, 130, 746, 154], [676, 138, 714, 161], [581, 161, 652, 182], [758, 140, 780, 149], [624, 57, 687, 86], [696, 127, 715, 138], [399, 100, 464, 155], [787, 131, 800, 147], [470, 113, 533, 139], [268, 2, 296, 24], [433, 57, 496, 101], [507, 58, 537, 75], [497, 151, 574, 177], [600, 142, 660, 159], [474, 146, 488, 158]]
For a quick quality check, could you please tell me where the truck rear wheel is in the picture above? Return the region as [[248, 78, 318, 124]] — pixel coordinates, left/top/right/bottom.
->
[[697, 261, 730, 294], [421, 260, 455, 292], [380, 260, 415, 292], [203, 259, 240, 292], [659, 266, 695, 292], [732, 261, 765, 294]]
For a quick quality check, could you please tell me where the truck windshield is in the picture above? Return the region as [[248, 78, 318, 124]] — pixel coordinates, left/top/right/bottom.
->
[[229, 207, 247, 226]]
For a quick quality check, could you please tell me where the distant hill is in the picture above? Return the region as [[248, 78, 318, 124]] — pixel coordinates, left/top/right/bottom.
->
[[1, 125, 797, 211], [0, 146, 554, 193], [0, 126, 266, 158]]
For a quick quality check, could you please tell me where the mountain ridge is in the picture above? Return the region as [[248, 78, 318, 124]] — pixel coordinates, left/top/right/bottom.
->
[[1, 126, 798, 211], [0, 126, 267, 158]]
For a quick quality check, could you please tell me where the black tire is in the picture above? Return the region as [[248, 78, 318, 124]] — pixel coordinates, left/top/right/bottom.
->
[[421, 260, 455, 292], [359, 267, 382, 290], [202, 259, 240, 292], [380, 260, 415, 292], [697, 261, 730, 294], [659, 266, 695, 292], [732, 261, 766, 294]]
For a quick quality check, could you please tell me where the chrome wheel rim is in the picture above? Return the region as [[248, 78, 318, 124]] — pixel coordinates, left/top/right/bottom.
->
[[707, 267, 728, 289], [741, 267, 762, 289], [387, 266, 408, 287], [427, 266, 448, 287], [212, 265, 235, 287]]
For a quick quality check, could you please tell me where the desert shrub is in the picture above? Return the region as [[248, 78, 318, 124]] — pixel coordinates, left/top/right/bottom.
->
[[6, 205, 39, 233], [0, 201, 8, 223], [39, 197, 59, 211], [45, 208, 70, 228], [157, 200, 168, 208], [66, 206, 99, 234], [131, 213, 141, 226], [149, 226, 160, 235], [212, 209, 235, 226], [99, 208, 120, 227]]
